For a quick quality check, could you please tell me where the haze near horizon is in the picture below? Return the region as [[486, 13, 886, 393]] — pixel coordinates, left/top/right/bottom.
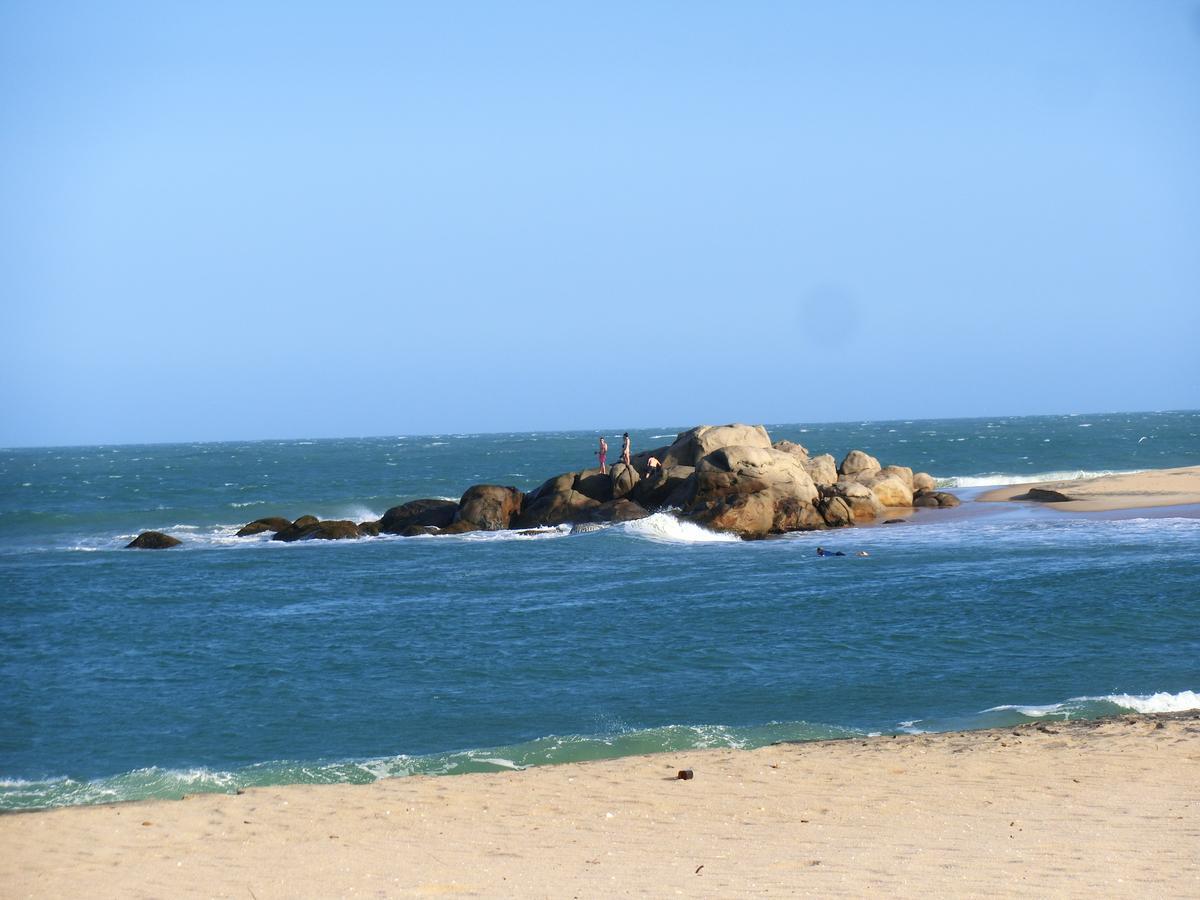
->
[[2, 2, 1197, 447]]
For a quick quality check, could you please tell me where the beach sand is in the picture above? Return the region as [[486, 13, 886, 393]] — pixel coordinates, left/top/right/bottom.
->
[[977, 465, 1200, 512], [2, 713, 1197, 898]]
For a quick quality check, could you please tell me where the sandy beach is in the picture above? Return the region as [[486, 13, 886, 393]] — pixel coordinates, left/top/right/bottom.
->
[[977, 465, 1200, 512], [2, 712, 1197, 898]]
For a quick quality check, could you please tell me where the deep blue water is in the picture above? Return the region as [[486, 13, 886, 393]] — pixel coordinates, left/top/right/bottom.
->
[[1, 411, 1198, 810]]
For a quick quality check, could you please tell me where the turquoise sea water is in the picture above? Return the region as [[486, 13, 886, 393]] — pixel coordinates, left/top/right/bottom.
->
[[1, 411, 1198, 810]]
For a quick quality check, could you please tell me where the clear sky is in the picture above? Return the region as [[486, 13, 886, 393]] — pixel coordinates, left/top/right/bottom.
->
[[2, 1, 1197, 446]]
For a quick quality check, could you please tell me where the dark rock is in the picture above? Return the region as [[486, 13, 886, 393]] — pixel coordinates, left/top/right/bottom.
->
[[677, 769, 694, 780], [455, 485, 524, 531], [913, 490, 940, 508], [292, 515, 320, 529], [883, 518, 907, 524], [514, 488, 599, 528], [235, 517, 292, 537], [401, 525, 441, 537], [573, 468, 614, 503], [437, 520, 480, 535], [817, 495, 854, 528], [609, 462, 641, 499], [379, 499, 458, 534], [1013, 488, 1071, 503], [357, 520, 381, 537], [933, 491, 961, 508], [630, 465, 695, 510], [126, 531, 181, 549], [272, 519, 362, 542], [588, 498, 650, 524]]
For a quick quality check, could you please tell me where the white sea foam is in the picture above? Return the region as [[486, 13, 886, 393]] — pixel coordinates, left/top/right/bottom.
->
[[939, 469, 1138, 488], [985, 690, 1200, 718], [618, 512, 741, 544]]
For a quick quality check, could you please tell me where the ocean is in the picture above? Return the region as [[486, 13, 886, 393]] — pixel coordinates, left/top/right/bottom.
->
[[1, 411, 1198, 811]]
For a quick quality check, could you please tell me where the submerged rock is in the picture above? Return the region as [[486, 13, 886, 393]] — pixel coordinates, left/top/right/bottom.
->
[[126, 531, 181, 549]]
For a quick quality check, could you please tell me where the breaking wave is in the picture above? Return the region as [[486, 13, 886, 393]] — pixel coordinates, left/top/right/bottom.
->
[[618, 512, 741, 544]]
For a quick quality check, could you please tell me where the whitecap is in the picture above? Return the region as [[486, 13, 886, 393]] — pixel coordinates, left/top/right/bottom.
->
[[618, 512, 741, 544]]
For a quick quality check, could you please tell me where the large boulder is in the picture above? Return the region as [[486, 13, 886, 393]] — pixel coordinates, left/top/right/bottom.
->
[[803, 454, 838, 487], [609, 462, 641, 499], [912, 472, 937, 493], [830, 481, 886, 522], [235, 517, 292, 537], [515, 489, 599, 528], [588, 498, 650, 523], [272, 519, 362, 542], [379, 499, 458, 534], [127, 531, 181, 549], [679, 445, 822, 538], [839, 450, 881, 481], [867, 474, 914, 508], [817, 495, 854, 528], [661, 424, 773, 469], [630, 465, 694, 510], [358, 520, 381, 537], [772, 440, 809, 460], [878, 466, 914, 491], [455, 485, 524, 531], [572, 468, 614, 503]]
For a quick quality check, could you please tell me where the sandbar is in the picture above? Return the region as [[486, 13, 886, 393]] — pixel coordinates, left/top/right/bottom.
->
[[2, 712, 1197, 898], [978, 465, 1200, 512]]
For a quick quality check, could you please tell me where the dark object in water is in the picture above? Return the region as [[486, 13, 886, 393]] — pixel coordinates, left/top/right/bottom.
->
[[126, 531, 181, 549], [883, 518, 906, 524], [677, 769, 694, 780]]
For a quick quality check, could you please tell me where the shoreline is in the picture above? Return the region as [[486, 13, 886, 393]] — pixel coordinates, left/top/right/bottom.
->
[[977, 465, 1200, 512], [3, 712, 1197, 897]]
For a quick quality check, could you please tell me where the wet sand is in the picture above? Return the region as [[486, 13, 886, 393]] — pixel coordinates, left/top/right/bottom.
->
[[977, 465, 1200, 512], [2, 712, 1197, 898]]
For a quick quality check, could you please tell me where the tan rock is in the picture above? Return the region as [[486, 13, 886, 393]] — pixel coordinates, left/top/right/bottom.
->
[[868, 474, 914, 508], [839, 450, 881, 481], [913, 472, 937, 493], [661, 424, 773, 468], [804, 454, 838, 487]]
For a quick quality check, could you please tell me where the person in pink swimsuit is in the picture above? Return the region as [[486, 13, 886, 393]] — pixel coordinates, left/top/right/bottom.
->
[[596, 436, 608, 474]]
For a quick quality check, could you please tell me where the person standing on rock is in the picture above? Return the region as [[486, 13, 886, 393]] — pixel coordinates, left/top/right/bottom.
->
[[596, 436, 608, 474], [621, 433, 631, 467]]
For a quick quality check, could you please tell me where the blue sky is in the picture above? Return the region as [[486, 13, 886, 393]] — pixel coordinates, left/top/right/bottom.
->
[[2, 1, 1197, 446]]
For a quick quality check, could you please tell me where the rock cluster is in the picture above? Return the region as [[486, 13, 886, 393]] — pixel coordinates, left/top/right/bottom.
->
[[210, 423, 958, 545]]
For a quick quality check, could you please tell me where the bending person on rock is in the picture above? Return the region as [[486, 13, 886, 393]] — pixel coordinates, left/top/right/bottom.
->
[[596, 436, 608, 475]]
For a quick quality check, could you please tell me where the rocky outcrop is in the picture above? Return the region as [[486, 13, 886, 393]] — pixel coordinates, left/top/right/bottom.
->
[[127, 531, 181, 549], [235, 517, 292, 537], [357, 520, 381, 537], [676, 444, 822, 539], [1012, 488, 1072, 503], [379, 499, 458, 534], [272, 518, 362, 542], [455, 485, 524, 531]]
